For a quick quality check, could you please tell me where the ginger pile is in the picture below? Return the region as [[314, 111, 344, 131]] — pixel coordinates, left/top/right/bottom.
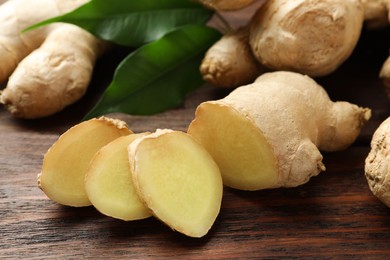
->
[[198, 0, 390, 207], [39, 117, 223, 238], [0, 0, 384, 236], [0, 0, 388, 117], [38, 71, 371, 237]]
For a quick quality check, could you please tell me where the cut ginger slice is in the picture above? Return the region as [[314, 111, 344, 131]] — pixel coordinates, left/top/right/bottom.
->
[[85, 133, 152, 221], [38, 117, 132, 207], [187, 102, 278, 190], [128, 129, 223, 238]]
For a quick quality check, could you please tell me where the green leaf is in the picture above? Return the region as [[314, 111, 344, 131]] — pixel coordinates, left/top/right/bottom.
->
[[26, 0, 213, 47], [83, 24, 221, 119]]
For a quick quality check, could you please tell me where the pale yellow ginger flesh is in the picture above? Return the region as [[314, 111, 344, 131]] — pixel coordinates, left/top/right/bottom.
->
[[197, 0, 255, 11], [187, 103, 278, 190], [0, 0, 107, 119], [188, 71, 371, 190], [85, 133, 152, 221], [128, 129, 223, 238], [38, 117, 132, 207], [365, 117, 390, 207]]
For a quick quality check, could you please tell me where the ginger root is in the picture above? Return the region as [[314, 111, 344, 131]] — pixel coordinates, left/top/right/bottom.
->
[[0, 0, 107, 119], [38, 117, 132, 207], [188, 71, 371, 190], [365, 117, 390, 207], [200, 27, 264, 87], [201, 0, 365, 87], [249, 0, 364, 77]]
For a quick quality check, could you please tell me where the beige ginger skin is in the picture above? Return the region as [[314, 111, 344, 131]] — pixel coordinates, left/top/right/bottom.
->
[[200, 27, 264, 87], [0, 0, 107, 119], [249, 0, 364, 77], [201, 0, 365, 87], [365, 117, 390, 207], [188, 71, 371, 190]]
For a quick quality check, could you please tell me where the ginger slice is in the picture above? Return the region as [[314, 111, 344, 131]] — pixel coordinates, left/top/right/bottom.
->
[[38, 117, 132, 207], [128, 129, 223, 238], [85, 133, 152, 221], [187, 102, 278, 190]]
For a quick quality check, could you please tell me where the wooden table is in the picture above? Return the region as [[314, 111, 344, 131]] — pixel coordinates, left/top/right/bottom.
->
[[2, 15, 390, 259]]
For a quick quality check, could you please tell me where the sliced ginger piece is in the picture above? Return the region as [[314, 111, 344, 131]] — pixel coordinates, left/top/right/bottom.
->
[[85, 133, 152, 221], [128, 129, 223, 238], [38, 117, 132, 207], [188, 102, 278, 190]]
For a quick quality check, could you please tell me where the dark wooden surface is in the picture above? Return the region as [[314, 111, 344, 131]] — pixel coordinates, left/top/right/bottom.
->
[[2, 13, 390, 259]]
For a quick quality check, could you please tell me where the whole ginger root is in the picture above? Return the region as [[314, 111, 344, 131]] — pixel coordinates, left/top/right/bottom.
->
[[188, 71, 371, 190], [249, 0, 364, 77], [0, 0, 107, 119], [365, 117, 390, 207], [201, 0, 364, 87]]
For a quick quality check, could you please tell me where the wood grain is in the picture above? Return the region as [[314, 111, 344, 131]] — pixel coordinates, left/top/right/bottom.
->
[[1, 17, 390, 260]]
